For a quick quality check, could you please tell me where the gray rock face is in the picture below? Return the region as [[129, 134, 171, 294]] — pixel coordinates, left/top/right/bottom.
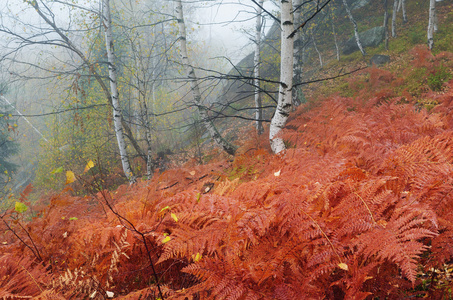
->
[[342, 26, 385, 55], [370, 54, 390, 66], [349, 0, 372, 10]]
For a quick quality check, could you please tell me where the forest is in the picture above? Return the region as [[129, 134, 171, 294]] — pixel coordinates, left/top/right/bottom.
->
[[1, 0, 453, 299]]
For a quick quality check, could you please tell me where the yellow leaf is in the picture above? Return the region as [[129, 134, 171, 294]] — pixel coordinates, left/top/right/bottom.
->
[[15, 202, 28, 213], [192, 252, 202, 262], [84, 160, 94, 173], [171, 213, 178, 222], [65, 171, 76, 184], [338, 263, 349, 271], [161, 236, 171, 244], [274, 170, 281, 177], [189, 171, 195, 176]]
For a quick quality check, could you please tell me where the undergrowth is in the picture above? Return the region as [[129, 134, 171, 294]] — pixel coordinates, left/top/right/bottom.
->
[[1, 45, 453, 299]]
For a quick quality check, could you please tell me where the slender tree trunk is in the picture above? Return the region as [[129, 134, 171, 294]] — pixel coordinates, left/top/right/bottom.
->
[[401, 0, 408, 23], [254, 0, 264, 135], [292, 0, 302, 108], [342, 0, 367, 56], [269, 0, 294, 154], [102, 0, 135, 183], [392, 0, 398, 37], [312, 29, 323, 68], [135, 51, 154, 177], [427, 0, 436, 50], [331, 12, 340, 61], [175, 0, 236, 155], [383, 0, 389, 50]]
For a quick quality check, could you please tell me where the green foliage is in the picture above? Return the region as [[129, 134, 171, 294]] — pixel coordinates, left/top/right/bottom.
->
[[428, 64, 452, 91], [405, 67, 428, 95], [408, 27, 425, 45], [14, 201, 28, 213]]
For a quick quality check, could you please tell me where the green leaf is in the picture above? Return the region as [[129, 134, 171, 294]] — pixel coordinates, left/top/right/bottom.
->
[[69, 217, 78, 221], [15, 202, 28, 213], [160, 206, 171, 212], [51, 166, 64, 174]]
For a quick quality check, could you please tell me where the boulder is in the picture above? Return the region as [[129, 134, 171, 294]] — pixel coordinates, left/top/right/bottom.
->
[[370, 54, 390, 66], [349, 0, 372, 10], [342, 26, 385, 55]]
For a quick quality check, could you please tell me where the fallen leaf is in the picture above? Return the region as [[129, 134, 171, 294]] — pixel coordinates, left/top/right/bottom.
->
[[274, 170, 281, 177], [65, 171, 76, 184], [84, 160, 95, 173]]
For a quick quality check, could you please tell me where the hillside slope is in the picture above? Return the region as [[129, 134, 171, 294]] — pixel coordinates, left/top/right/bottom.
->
[[1, 45, 453, 299]]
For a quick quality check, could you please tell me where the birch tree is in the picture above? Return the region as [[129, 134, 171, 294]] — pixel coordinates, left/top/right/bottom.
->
[[102, 0, 135, 183], [392, 0, 398, 37], [401, 0, 408, 23], [269, 0, 294, 154], [342, 0, 367, 56], [254, 0, 265, 135], [427, 0, 436, 50], [175, 0, 237, 155], [383, 0, 390, 49], [292, 0, 303, 107]]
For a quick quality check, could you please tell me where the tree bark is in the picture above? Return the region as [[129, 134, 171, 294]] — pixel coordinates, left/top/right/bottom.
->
[[292, 0, 302, 107], [254, 0, 264, 135], [342, 0, 367, 56], [312, 28, 323, 68], [175, 0, 237, 155], [102, 0, 135, 184], [331, 11, 340, 61], [392, 0, 398, 37], [383, 0, 389, 50], [401, 0, 408, 23], [427, 0, 436, 50], [269, 0, 294, 154]]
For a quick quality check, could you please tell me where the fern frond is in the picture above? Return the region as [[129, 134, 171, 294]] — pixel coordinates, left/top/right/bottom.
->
[[355, 200, 437, 283]]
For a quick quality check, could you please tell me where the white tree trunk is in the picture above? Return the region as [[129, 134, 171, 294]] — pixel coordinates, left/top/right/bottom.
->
[[312, 29, 323, 68], [102, 0, 135, 183], [392, 0, 398, 37], [383, 0, 389, 49], [331, 14, 340, 61], [427, 0, 436, 50], [292, 0, 302, 107], [254, 0, 264, 135], [401, 0, 408, 23], [175, 0, 236, 155], [342, 0, 367, 56], [269, 0, 294, 154]]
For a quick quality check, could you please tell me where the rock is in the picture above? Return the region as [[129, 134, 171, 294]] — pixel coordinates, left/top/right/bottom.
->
[[349, 0, 372, 10], [342, 26, 385, 55], [370, 54, 390, 66]]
